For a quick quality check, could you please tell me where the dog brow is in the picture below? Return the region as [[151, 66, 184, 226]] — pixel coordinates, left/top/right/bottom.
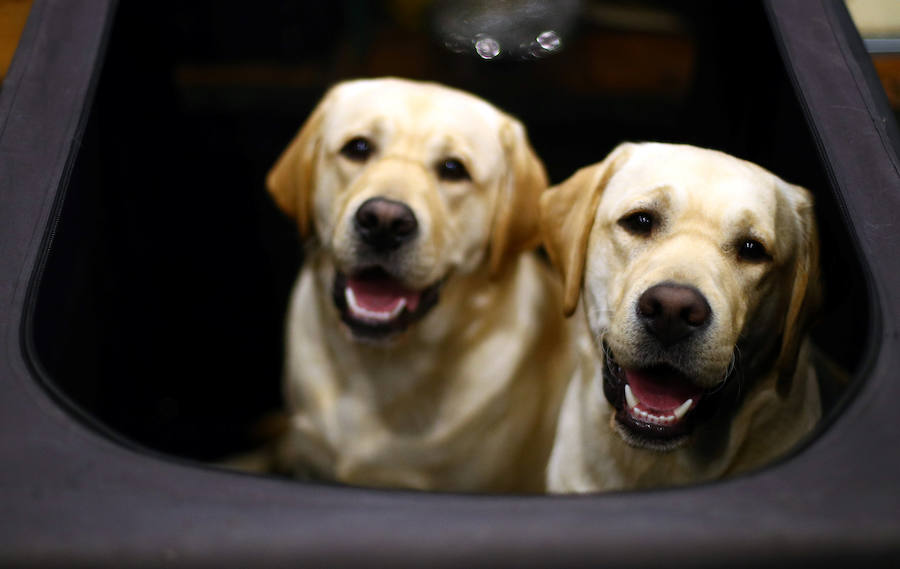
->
[[726, 209, 773, 243]]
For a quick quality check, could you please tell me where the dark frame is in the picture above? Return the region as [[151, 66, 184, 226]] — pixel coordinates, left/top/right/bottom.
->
[[1, 1, 899, 567]]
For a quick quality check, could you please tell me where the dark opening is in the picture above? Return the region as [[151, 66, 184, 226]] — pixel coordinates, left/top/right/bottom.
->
[[29, 1, 869, 463]]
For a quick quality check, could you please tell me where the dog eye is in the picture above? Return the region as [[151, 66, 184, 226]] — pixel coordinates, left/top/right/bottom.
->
[[436, 158, 471, 182], [618, 211, 655, 236], [340, 137, 375, 162], [737, 239, 771, 262]]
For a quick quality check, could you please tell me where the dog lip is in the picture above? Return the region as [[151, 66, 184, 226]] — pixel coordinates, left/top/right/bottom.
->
[[345, 286, 408, 322], [621, 366, 702, 432], [332, 268, 442, 340], [343, 270, 421, 323], [624, 366, 704, 413], [624, 384, 696, 426]]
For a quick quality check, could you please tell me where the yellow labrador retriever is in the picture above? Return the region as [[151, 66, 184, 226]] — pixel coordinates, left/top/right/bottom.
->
[[541, 142, 822, 492], [266, 77, 572, 492]]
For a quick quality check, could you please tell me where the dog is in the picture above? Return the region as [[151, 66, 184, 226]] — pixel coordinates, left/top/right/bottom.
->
[[540, 142, 822, 492], [266, 77, 572, 493]]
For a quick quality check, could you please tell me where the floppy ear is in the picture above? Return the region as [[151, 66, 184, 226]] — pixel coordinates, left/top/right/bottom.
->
[[265, 93, 330, 238], [776, 184, 822, 395], [539, 143, 633, 316], [489, 119, 549, 275]]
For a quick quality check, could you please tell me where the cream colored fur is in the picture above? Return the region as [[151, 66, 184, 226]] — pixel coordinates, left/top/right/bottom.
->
[[541, 143, 822, 492], [267, 78, 572, 493]]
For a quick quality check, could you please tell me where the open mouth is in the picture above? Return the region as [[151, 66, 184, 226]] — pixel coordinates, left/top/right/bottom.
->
[[602, 343, 716, 450], [332, 268, 442, 340]]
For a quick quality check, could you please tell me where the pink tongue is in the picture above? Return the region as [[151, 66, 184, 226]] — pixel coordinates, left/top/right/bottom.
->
[[347, 275, 421, 313], [625, 367, 703, 412]]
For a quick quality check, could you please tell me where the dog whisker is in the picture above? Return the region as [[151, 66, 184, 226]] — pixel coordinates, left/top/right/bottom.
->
[[703, 348, 739, 397], [600, 333, 621, 379], [726, 346, 739, 382]]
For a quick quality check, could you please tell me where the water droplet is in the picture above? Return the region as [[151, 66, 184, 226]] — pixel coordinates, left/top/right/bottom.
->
[[474, 36, 501, 59], [536, 30, 561, 52]]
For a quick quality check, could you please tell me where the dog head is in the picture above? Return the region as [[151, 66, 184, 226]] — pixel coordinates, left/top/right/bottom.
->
[[541, 143, 821, 450], [267, 78, 546, 341]]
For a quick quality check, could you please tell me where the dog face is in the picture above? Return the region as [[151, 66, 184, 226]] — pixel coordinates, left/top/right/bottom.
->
[[267, 78, 546, 341], [541, 143, 820, 450]]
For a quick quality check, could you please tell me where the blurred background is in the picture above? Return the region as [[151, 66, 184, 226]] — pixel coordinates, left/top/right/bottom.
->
[[1, 0, 890, 463]]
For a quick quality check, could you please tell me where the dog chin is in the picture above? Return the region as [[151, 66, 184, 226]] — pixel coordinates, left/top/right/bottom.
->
[[612, 420, 691, 452], [331, 267, 443, 342], [601, 341, 729, 452]]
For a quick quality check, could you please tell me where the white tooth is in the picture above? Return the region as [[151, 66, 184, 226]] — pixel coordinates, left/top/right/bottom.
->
[[345, 286, 357, 311], [625, 384, 639, 409], [345, 287, 406, 322], [672, 398, 694, 421], [384, 298, 407, 319]]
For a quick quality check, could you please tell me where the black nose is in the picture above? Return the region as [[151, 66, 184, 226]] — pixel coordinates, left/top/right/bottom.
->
[[637, 283, 712, 347], [354, 197, 418, 251]]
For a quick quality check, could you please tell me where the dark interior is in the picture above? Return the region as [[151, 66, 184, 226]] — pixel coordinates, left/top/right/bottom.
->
[[29, 0, 870, 464]]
